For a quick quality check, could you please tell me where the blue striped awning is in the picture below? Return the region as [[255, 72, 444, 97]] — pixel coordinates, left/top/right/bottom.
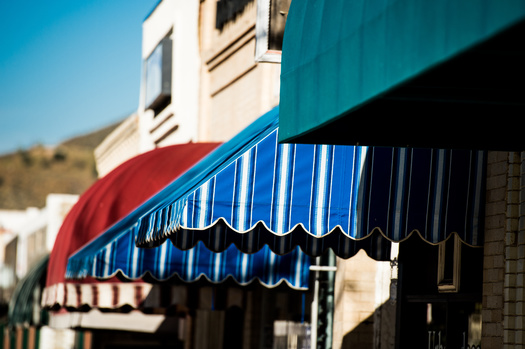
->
[[63, 142, 310, 290], [68, 107, 485, 263], [67, 239, 310, 289], [138, 108, 486, 254]]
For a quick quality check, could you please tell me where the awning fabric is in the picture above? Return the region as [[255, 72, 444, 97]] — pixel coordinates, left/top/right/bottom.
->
[[44, 143, 221, 309], [67, 241, 309, 289], [43, 282, 157, 311], [73, 108, 485, 261], [9, 255, 49, 327], [52, 142, 309, 309], [278, 0, 525, 149]]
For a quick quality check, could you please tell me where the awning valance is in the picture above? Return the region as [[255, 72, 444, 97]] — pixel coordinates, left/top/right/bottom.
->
[[278, 0, 525, 149], [43, 282, 159, 310], [78, 108, 484, 260]]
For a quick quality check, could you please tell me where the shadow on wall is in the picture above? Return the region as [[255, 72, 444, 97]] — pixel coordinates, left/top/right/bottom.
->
[[341, 300, 397, 349]]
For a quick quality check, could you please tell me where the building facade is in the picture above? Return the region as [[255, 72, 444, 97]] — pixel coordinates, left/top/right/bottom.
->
[[2, 194, 78, 349], [94, 113, 140, 178], [46, 3, 307, 349], [274, 0, 525, 347], [198, 0, 280, 142], [139, 0, 201, 148]]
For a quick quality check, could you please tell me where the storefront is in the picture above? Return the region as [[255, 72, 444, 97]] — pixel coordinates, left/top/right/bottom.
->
[[68, 107, 487, 348], [275, 0, 524, 347], [43, 142, 311, 349]]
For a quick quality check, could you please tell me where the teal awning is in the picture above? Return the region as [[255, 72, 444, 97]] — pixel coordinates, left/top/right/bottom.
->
[[279, 0, 525, 150], [8, 255, 49, 327]]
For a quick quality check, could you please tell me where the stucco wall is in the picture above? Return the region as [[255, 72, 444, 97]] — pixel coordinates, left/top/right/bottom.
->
[[198, 0, 280, 143], [139, 0, 201, 148]]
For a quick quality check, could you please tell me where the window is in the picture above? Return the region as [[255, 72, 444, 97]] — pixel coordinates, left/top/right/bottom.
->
[[437, 234, 462, 293], [255, 0, 291, 63], [215, 0, 254, 29], [144, 36, 173, 116]]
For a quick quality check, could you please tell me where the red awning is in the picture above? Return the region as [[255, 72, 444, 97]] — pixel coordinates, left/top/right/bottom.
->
[[43, 143, 220, 310]]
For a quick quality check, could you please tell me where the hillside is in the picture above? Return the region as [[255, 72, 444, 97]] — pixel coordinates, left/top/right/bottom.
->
[[0, 121, 122, 210]]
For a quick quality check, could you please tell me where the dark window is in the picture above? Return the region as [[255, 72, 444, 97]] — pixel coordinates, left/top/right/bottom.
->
[[215, 0, 254, 29]]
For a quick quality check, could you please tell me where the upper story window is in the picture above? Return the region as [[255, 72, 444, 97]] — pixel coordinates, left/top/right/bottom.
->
[[144, 36, 173, 116], [215, 0, 254, 29]]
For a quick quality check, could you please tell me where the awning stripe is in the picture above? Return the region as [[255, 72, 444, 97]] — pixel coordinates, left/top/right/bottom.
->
[[349, 147, 366, 237], [42, 282, 192, 310], [129, 109, 485, 256]]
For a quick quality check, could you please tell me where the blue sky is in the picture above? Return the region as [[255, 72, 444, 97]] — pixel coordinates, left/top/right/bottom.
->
[[0, 0, 159, 155]]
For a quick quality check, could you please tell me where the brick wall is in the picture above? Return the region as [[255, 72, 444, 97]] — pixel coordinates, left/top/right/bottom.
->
[[482, 151, 525, 347], [503, 152, 525, 346]]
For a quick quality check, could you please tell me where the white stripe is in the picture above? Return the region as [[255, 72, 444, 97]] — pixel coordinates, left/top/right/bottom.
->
[[209, 179, 215, 228], [277, 144, 291, 234], [347, 148, 357, 238], [187, 248, 194, 279], [295, 252, 302, 287], [103, 244, 112, 278], [326, 147, 334, 231], [471, 151, 484, 244], [405, 151, 414, 240], [432, 150, 445, 241], [238, 153, 251, 231], [214, 254, 221, 282], [393, 149, 407, 240], [159, 241, 168, 279], [92, 255, 97, 277], [148, 213, 156, 241], [309, 147, 317, 255], [288, 145, 296, 230], [316, 145, 329, 235], [359, 147, 372, 237], [269, 137, 278, 232], [199, 182, 209, 227], [242, 254, 249, 283], [181, 201, 189, 249], [268, 253, 275, 285], [353, 147, 368, 237], [131, 240, 139, 279]]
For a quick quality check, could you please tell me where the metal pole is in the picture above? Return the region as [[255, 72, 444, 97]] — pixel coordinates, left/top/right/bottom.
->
[[310, 251, 336, 349], [310, 257, 320, 348]]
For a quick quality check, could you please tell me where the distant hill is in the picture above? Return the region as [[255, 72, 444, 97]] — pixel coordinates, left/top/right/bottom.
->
[[0, 121, 122, 210]]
